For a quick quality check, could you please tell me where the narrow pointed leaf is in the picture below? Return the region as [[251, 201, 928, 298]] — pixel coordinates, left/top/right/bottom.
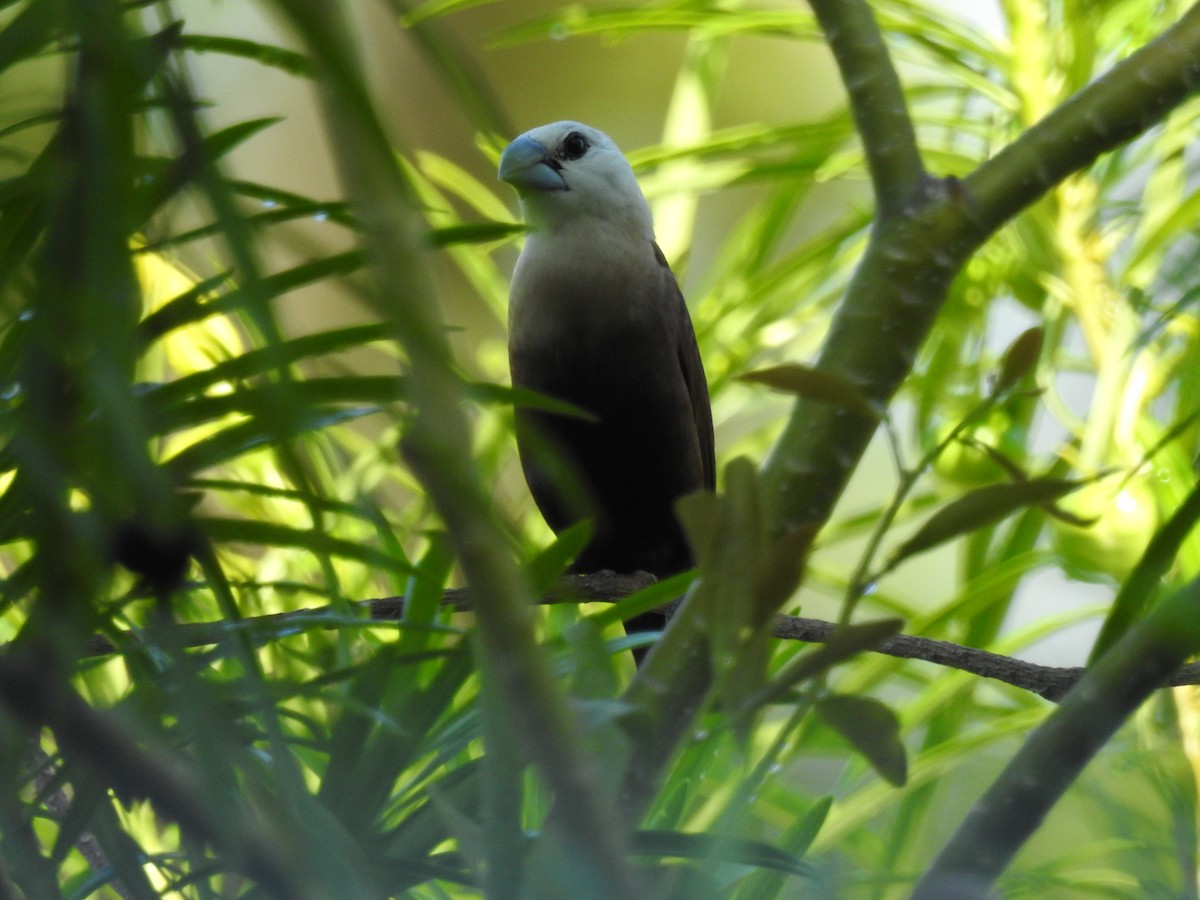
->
[[991, 326, 1043, 395], [631, 829, 812, 876], [429, 221, 525, 246], [1090, 478, 1200, 661], [752, 523, 817, 625], [146, 324, 394, 406], [675, 490, 721, 571], [890, 478, 1084, 569], [740, 363, 880, 419], [198, 516, 411, 574], [817, 694, 907, 786], [732, 796, 832, 900], [739, 618, 903, 715], [165, 405, 379, 475], [526, 520, 593, 595], [179, 34, 314, 76], [590, 570, 695, 629], [467, 381, 597, 419]]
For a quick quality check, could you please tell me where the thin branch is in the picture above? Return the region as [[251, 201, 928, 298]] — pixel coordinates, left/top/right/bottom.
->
[[809, 0, 925, 214], [72, 573, 1200, 703]]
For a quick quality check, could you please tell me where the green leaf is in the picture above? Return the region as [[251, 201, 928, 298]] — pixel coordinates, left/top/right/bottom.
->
[[164, 405, 378, 475], [178, 34, 314, 77], [991, 326, 1043, 395], [525, 520, 593, 596], [732, 796, 832, 900], [429, 221, 525, 246], [397, 532, 455, 660], [145, 324, 393, 406], [889, 478, 1085, 570], [149, 376, 404, 436], [816, 694, 907, 787], [138, 251, 366, 344], [198, 516, 411, 574], [1090, 478, 1200, 662], [631, 829, 813, 877], [466, 381, 598, 419], [0, 0, 57, 80], [752, 523, 816, 626], [589, 570, 696, 630], [740, 363, 881, 419], [738, 618, 903, 716], [675, 490, 722, 572]]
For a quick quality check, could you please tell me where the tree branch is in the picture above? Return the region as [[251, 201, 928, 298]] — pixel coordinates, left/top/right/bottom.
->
[[964, 3, 1200, 235], [71, 573, 1200, 703], [914, 575, 1200, 898], [808, 0, 925, 215], [631, 2, 1200, 822]]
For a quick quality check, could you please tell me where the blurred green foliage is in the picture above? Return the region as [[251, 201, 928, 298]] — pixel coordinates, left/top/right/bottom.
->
[[0, 1, 1198, 898]]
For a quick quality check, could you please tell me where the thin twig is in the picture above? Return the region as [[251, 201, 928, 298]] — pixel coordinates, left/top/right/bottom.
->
[[73, 571, 1200, 703]]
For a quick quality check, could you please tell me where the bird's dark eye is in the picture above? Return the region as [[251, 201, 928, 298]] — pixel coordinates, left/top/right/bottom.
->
[[560, 132, 589, 161]]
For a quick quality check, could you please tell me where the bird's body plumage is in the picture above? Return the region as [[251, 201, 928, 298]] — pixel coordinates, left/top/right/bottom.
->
[[500, 122, 714, 580]]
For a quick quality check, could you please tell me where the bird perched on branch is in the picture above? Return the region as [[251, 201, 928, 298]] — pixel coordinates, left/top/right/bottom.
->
[[498, 121, 715, 650]]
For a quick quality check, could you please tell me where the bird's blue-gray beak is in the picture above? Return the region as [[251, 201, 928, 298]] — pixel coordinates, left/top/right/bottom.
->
[[498, 135, 567, 193]]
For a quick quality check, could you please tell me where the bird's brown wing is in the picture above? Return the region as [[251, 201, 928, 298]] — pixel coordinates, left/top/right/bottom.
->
[[654, 241, 716, 491]]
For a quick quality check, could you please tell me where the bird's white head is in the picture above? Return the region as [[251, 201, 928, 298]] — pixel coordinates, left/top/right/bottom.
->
[[498, 121, 654, 242]]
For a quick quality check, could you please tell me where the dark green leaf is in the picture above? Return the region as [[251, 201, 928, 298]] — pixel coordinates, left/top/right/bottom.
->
[[740, 363, 880, 418], [0, 1, 58, 80], [1090, 478, 1200, 662], [890, 478, 1085, 569], [732, 796, 831, 900], [817, 694, 907, 786], [145, 324, 394, 406], [198, 516, 410, 574], [526, 520, 593, 596], [631, 829, 813, 876], [590, 570, 695, 629], [138, 251, 366, 344], [467, 381, 598, 419], [991, 326, 1043, 395], [738, 618, 903, 716], [149, 376, 403, 436], [179, 34, 314, 76], [675, 490, 722, 572], [752, 523, 816, 626], [429, 221, 525, 246], [165, 405, 380, 475]]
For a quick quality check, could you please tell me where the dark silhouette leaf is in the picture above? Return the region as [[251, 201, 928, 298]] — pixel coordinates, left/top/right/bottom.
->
[[890, 478, 1084, 569], [817, 694, 907, 786], [740, 363, 881, 418]]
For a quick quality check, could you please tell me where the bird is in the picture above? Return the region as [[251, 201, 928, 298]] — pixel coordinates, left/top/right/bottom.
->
[[498, 121, 715, 653]]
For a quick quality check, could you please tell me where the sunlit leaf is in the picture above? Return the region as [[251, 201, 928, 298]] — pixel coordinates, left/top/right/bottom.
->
[[1090, 478, 1200, 661]]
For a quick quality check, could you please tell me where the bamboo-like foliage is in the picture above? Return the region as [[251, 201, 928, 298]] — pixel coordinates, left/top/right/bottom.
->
[[0, 1, 1199, 898]]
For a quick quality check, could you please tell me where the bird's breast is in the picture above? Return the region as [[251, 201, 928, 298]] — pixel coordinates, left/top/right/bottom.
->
[[508, 231, 670, 353]]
